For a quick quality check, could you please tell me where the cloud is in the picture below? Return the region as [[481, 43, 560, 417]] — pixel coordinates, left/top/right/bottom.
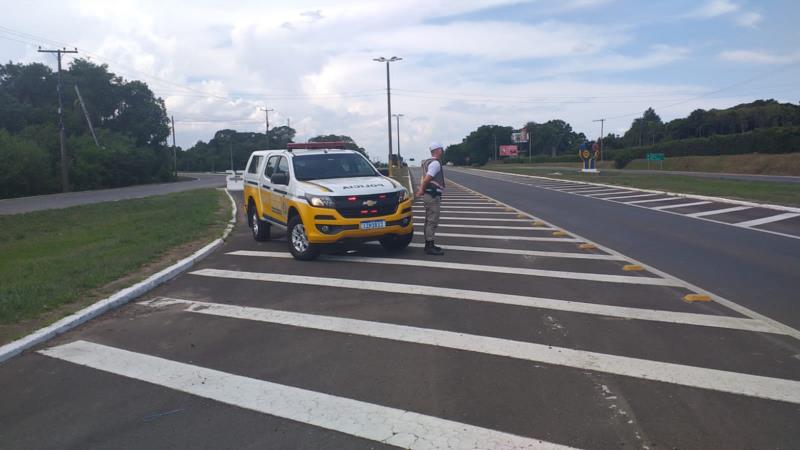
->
[[688, 0, 739, 18], [735, 11, 763, 27], [718, 49, 800, 65]]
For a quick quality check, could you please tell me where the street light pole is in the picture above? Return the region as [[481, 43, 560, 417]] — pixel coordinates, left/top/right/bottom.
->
[[374, 56, 402, 176], [593, 118, 605, 162], [261, 107, 274, 149], [393, 113, 404, 165]]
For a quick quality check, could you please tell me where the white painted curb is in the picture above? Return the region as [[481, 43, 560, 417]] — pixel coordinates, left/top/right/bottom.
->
[[469, 167, 800, 213], [0, 189, 238, 364]]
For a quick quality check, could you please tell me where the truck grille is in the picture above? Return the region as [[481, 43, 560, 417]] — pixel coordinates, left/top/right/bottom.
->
[[333, 192, 399, 218]]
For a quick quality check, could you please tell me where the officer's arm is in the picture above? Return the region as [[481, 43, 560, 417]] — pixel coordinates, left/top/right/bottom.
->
[[416, 174, 432, 197]]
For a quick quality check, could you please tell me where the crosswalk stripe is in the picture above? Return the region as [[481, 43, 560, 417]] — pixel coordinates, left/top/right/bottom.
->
[[573, 189, 627, 195], [686, 206, 752, 218], [559, 187, 618, 194], [435, 232, 580, 241], [426, 211, 519, 215], [603, 193, 661, 201], [412, 216, 532, 222], [413, 205, 505, 210], [227, 250, 677, 286], [41, 341, 570, 450], [141, 299, 800, 405], [412, 222, 556, 231], [586, 191, 637, 197], [734, 212, 800, 228], [395, 243, 623, 260], [652, 201, 712, 210], [624, 197, 685, 205], [189, 269, 777, 333]]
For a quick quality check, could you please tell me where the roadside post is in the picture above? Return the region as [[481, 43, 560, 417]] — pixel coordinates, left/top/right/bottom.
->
[[579, 142, 600, 173]]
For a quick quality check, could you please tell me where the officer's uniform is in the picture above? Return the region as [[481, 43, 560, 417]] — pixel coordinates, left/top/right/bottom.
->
[[420, 157, 445, 244]]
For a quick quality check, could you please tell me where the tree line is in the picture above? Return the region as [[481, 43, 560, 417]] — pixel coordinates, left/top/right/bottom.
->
[[444, 99, 800, 165], [0, 60, 173, 198]]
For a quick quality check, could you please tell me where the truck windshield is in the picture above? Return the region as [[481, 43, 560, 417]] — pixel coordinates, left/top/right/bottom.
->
[[292, 153, 378, 181]]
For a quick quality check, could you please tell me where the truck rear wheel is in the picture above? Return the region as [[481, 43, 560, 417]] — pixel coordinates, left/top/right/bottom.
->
[[379, 231, 413, 252], [249, 204, 271, 241], [287, 215, 320, 260]]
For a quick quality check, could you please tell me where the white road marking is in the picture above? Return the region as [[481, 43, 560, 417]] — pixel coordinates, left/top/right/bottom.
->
[[652, 201, 712, 211], [686, 206, 752, 218], [413, 205, 505, 210], [41, 341, 569, 450], [624, 197, 685, 205], [574, 189, 629, 195], [603, 193, 661, 201], [228, 250, 677, 286], [142, 299, 800, 405], [413, 216, 534, 222], [374, 242, 622, 260], [430, 210, 520, 215], [559, 187, 621, 194], [189, 270, 778, 333], [435, 232, 580, 241], [734, 212, 800, 228], [586, 191, 637, 197], [412, 223, 556, 231]]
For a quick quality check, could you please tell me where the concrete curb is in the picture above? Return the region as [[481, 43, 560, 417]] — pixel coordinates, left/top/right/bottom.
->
[[469, 168, 800, 213], [0, 189, 238, 364]]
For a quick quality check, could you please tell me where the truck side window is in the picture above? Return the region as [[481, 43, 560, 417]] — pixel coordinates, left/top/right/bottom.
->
[[275, 157, 290, 178], [264, 156, 279, 178], [247, 156, 262, 174]]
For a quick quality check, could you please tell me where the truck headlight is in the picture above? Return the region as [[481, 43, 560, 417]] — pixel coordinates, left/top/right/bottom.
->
[[397, 189, 408, 203], [305, 194, 336, 208]]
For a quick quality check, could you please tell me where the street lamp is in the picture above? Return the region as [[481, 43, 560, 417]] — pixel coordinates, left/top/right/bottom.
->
[[373, 56, 402, 176], [392, 113, 404, 166]]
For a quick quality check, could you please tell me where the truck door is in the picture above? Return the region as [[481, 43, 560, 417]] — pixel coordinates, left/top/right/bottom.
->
[[261, 155, 278, 220], [269, 156, 290, 223]]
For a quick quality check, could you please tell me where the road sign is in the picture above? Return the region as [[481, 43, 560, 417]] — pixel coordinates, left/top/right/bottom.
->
[[499, 145, 518, 157], [646, 153, 665, 161]]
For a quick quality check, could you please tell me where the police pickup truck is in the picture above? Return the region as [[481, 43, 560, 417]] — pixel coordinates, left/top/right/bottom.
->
[[242, 142, 413, 260]]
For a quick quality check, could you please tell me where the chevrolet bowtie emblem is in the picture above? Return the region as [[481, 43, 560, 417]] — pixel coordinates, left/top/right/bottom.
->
[[363, 200, 377, 207]]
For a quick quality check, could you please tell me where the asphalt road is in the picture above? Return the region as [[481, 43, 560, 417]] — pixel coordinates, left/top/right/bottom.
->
[[0, 173, 226, 215], [526, 166, 800, 183], [1, 185, 798, 449]]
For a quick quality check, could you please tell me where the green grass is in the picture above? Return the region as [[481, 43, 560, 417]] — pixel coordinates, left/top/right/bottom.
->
[[481, 166, 800, 206], [0, 188, 230, 326], [389, 166, 414, 191]]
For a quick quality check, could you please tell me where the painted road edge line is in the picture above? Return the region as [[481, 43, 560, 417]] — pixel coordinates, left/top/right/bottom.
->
[[228, 250, 678, 286], [40, 340, 573, 450], [0, 189, 239, 364], [368, 242, 623, 260], [144, 299, 800, 405], [187, 270, 779, 334], [448, 177, 800, 340]]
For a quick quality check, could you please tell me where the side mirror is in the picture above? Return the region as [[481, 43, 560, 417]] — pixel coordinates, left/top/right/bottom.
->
[[271, 173, 289, 185], [377, 168, 390, 176]]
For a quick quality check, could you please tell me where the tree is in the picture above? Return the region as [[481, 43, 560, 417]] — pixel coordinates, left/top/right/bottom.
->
[[524, 120, 585, 156], [308, 134, 366, 155]]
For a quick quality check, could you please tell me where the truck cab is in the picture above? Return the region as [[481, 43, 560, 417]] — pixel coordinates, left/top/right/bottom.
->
[[242, 143, 413, 260]]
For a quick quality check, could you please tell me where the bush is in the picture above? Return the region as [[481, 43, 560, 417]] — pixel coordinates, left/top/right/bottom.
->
[[501, 155, 580, 164], [606, 126, 800, 167], [0, 130, 58, 198]]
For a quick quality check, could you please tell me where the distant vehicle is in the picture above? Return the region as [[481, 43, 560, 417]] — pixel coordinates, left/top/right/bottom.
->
[[446, 161, 454, 166], [242, 142, 413, 260]]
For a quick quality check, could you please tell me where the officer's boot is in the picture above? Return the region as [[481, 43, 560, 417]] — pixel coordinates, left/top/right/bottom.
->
[[425, 240, 444, 256]]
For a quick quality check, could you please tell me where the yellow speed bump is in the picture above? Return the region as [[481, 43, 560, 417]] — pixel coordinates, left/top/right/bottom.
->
[[683, 294, 712, 303], [517, 214, 526, 218], [532, 221, 546, 227], [622, 265, 645, 272], [578, 243, 596, 250], [505, 207, 515, 212], [552, 231, 568, 237]]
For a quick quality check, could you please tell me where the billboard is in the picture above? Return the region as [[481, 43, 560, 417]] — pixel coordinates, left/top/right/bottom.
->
[[511, 129, 529, 143], [499, 145, 518, 157]]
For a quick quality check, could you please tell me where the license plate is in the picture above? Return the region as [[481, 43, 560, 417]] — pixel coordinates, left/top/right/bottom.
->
[[360, 219, 386, 230]]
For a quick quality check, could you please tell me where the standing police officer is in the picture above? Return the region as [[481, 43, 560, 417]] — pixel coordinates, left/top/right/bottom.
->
[[416, 143, 446, 255]]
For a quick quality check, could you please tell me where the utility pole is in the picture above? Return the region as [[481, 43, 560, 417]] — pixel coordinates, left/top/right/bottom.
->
[[493, 134, 497, 160], [593, 118, 605, 162], [392, 113, 404, 165], [287, 117, 291, 128], [171, 115, 177, 178], [39, 46, 78, 192], [373, 56, 402, 176], [74, 85, 100, 148], [261, 107, 274, 149]]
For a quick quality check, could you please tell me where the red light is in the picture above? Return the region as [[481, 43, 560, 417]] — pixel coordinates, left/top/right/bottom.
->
[[379, 194, 386, 199], [370, 209, 378, 214], [360, 210, 368, 214], [348, 196, 357, 201]]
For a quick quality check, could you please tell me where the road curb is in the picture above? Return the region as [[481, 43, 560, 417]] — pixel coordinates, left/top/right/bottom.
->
[[0, 189, 238, 364], [469, 168, 800, 213]]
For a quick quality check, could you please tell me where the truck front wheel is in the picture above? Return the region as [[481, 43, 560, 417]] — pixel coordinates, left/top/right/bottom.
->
[[379, 231, 413, 252], [287, 215, 320, 260]]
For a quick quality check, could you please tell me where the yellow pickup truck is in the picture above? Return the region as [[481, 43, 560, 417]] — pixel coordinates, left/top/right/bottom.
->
[[242, 143, 413, 260]]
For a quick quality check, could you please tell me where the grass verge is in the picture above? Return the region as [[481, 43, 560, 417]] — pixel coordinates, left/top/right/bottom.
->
[[480, 166, 800, 206], [0, 188, 230, 343]]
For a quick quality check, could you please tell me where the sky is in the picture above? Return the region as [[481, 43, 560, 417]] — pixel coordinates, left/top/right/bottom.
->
[[2, 0, 799, 164]]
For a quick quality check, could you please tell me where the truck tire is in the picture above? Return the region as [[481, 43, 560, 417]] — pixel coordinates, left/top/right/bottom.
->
[[249, 204, 271, 241], [287, 215, 320, 260], [379, 231, 413, 252]]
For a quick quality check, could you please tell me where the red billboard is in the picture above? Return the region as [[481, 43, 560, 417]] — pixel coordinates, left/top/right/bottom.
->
[[499, 145, 518, 157]]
